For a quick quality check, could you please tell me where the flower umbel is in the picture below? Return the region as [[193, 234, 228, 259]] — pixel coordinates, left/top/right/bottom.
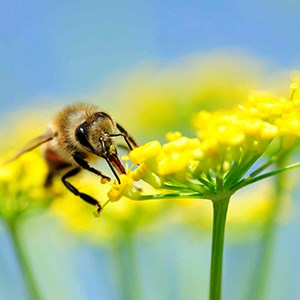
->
[[107, 84, 300, 203]]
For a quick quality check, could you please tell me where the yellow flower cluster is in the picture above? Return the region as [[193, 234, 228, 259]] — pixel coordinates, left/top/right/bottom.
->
[[0, 151, 53, 220], [107, 83, 300, 202]]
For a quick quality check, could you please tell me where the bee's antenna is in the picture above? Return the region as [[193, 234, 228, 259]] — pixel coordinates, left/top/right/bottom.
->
[[109, 133, 133, 149], [110, 126, 137, 150]]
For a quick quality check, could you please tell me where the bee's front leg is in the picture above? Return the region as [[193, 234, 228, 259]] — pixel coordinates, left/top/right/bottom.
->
[[115, 123, 138, 150], [72, 152, 111, 182]]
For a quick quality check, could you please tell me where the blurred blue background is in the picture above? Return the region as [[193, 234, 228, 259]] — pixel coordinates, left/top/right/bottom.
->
[[1, 1, 300, 300], [1, 0, 300, 115]]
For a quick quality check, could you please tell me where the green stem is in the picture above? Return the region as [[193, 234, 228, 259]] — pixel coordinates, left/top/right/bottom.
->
[[112, 233, 142, 300], [225, 153, 262, 187], [232, 161, 300, 191], [249, 157, 287, 300], [209, 196, 230, 300], [138, 192, 206, 200], [7, 219, 42, 300]]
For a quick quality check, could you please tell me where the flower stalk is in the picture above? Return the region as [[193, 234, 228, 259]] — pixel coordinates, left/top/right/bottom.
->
[[112, 234, 142, 300], [209, 197, 230, 300], [0, 152, 53, 300], [250, 155, 289, 300], [7, 219, 42, 300]]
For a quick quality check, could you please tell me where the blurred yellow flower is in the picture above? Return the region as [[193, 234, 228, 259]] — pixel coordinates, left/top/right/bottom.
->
[[106, 52, 268, 141], [0, 151, 53, 220]]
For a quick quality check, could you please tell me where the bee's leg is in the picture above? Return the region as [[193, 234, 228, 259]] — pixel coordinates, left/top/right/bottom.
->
[[44, 148, 72, 188], [61, 167, 101, 214], [72, 153, 111, 182], [115, 123, 138, 150]]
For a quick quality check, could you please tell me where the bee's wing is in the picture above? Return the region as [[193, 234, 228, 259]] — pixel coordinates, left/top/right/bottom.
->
[[4, 131, 54, 164]]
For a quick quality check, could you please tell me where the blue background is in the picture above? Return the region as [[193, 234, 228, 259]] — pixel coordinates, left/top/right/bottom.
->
[[1, 0, 300, 115]]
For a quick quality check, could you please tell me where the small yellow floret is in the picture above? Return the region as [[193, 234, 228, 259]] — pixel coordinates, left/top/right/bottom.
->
[[129, 141, 161, 164], [107, 174, 131, 201], [130, 163, 148, 181], [162, 137, 190, 153], [166, 131, 182, 141], [158, 152, 190, 176], [259, 123, 278, 139], [257, 102, 282, 115], [107, 174, 141, 201], [193, 111, 212, 130], [242, 119, 262, 134]]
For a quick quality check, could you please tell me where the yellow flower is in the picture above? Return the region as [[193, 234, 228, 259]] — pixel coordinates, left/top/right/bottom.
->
[[166, 131, 183, 141], [107, 174, 141, 201], [106, 83, 300, 203], [0, 151, 53, 220], [129, 141, 161, 165], [240, 93, 294, 119]]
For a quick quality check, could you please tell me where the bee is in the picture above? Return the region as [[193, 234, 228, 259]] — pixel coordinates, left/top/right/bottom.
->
[[6, 103, 137, 214]]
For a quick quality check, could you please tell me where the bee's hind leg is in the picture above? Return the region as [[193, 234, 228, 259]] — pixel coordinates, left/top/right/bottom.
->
[[61, 167, 101, 214]]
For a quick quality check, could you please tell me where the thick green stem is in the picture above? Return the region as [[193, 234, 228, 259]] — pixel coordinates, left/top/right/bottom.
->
[[7, 220, 42, 300], [209, 196, 230, 300]]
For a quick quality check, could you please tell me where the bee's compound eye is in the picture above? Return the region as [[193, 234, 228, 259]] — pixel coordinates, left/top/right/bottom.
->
[[75, 125, 93, 150]]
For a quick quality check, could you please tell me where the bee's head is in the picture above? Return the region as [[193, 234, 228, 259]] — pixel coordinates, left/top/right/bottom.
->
[[75, 112, 126, 176], [75, 112, 115, 157]]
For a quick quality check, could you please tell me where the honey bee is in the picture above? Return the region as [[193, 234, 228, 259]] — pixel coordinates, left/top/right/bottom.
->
[[6, 103, 137, 214]]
